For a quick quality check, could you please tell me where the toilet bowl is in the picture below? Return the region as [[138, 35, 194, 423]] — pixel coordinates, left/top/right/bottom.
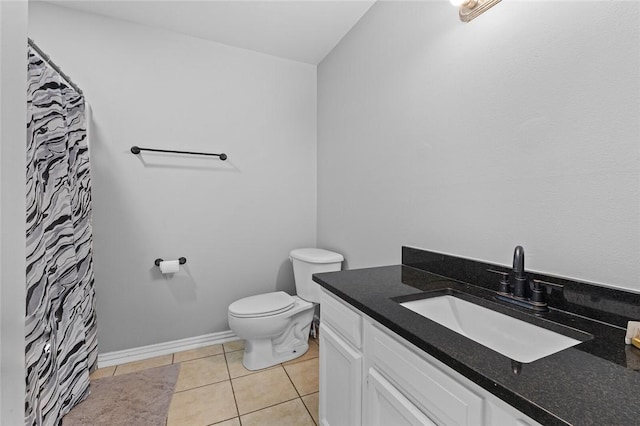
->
[[228, 292, 314, 370], [227, 248, 344, 370]]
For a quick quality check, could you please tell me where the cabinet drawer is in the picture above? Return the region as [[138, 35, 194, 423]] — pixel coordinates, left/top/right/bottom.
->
[[320, 289, 362, 349], [368, 324, 484, 426]]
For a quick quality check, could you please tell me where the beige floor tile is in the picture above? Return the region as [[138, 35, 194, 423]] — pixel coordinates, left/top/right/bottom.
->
[[213, 418, 241, 426], [89, 366, 116, 380], [282, 340, 319, 366], [284, 358, 319, 396], [232, 366, 298, 415], [114, 354, 173, 376], [302, 392, 319, 425], [173, 344, 223, 363], [223, 340, 245, 353], [175, 354, 229, 392], [167, 380, 237, 425], [225, 349, 277, 379], [240, 399, 315, 426]]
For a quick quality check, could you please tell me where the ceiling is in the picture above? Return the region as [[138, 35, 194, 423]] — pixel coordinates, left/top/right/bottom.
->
[[43, 0, 376, 64]]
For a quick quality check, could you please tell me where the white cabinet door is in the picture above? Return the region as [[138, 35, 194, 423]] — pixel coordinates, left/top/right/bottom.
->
[[319, 324, 362, 426], [366, 367, 437, 426], [366, 323, 484, 426]]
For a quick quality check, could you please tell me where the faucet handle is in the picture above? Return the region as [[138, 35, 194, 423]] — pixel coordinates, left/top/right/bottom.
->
[[488, 269, 510, 294], [532, 279, 564, 291], [530, 279, 548, 305], [530, 284, 545, 303]]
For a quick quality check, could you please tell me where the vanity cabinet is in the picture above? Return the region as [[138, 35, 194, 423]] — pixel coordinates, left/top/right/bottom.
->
[[320, 288, 542, 426]]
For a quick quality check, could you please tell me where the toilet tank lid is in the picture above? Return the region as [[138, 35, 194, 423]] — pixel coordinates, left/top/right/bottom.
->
[[289, 248, 344, 264]]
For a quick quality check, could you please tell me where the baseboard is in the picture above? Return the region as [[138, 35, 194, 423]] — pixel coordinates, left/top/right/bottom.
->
[[97, 330, 240, 368]]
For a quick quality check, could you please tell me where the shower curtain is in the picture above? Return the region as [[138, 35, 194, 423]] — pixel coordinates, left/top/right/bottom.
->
[[25, 47, 97, 426]]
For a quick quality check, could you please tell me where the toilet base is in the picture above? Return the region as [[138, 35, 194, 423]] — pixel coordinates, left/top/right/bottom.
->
[[242, 314, 313, 370]]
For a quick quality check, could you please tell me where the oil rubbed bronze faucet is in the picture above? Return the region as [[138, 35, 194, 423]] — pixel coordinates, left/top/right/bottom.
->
[[496, 246, 548, 312], [512, 246, 527, 298]]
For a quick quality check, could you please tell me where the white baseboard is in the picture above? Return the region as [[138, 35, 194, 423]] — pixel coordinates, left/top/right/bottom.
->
[[97, 330, 240, 368]]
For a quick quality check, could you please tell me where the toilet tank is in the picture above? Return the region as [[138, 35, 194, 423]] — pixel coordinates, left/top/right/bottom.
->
[[289, 248, 344, 303]]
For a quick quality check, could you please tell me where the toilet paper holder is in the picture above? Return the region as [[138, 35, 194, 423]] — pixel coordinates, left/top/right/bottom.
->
[[154, 257, 187, 267]]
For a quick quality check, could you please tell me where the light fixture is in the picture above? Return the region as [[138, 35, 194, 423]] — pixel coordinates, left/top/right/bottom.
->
[[451, 0, 502, 22]]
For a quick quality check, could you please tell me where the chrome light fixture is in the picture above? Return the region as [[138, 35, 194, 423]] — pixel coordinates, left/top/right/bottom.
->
[[451, 0, 502, 22]]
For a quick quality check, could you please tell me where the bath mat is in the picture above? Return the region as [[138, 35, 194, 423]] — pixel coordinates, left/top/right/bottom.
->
[[62, 363, 180, 426]]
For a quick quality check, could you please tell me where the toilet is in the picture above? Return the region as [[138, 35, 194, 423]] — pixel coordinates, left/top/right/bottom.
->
[[227, 248, 344, 370]]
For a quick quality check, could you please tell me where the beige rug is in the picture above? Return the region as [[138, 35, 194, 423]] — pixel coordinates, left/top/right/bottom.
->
[[63, 364, 180, 426]]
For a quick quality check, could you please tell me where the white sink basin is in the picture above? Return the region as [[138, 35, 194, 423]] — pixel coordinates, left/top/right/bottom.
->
[[400, 295, 582, 363]]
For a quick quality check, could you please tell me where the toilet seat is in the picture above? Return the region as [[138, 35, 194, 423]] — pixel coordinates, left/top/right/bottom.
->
[[228, 291, 295, 318]]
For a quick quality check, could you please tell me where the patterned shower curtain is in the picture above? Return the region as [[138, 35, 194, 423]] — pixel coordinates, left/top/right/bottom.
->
[[25, 47, 97, 426]]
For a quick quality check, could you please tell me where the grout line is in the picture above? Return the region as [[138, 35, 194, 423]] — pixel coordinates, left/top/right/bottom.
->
[[282, 352, 319, 367], [228, 354, 280, 380], [173, 377, 232, 394], [206, 413, 239, 426], [300, 394, 318, 426], [174, 352, 225, 364], [223, 341, 245, 354], [171, 354, 232, 393], [239, 396, 301, 417], [176, 352, 226, 366], [282, 363, 302, 398], [285, 340, 319, 423], [224, 351, 242, 422], [232, 368, 275, 380], [222, 352, 232, 382], [173, 345, 226, 364]]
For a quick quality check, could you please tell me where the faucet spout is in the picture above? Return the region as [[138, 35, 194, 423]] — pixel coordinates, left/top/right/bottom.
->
[[512, 245, 525, 278], [512, 245, 527, 298]]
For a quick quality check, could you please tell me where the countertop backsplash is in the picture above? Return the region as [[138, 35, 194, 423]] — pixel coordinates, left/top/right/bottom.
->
[[402, 246, 640, 329]]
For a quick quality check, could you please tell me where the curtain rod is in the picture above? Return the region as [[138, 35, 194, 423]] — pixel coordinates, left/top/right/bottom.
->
[[28, 38, 84, 95]]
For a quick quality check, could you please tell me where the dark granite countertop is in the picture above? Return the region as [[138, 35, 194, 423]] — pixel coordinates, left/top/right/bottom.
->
[[313, 247, 640, 426]]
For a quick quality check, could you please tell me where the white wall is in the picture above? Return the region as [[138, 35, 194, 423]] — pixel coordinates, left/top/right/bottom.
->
[[0, 0, 27, 423], [30, 2, 317, 352], [318, 1, 640, 291]]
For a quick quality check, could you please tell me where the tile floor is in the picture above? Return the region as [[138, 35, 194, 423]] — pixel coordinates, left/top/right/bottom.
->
[[90, 338, 320, 426]]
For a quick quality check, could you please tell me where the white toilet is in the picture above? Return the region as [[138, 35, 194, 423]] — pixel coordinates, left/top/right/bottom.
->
[[227, 248, 344, 370]]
